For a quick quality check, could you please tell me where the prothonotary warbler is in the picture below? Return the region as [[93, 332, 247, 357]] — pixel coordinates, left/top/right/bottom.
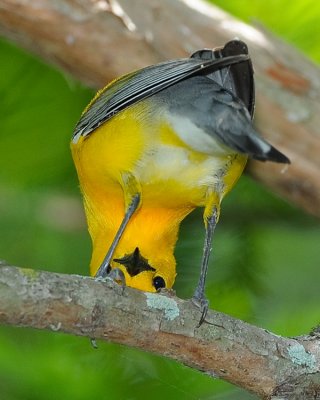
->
[[71, 40, 290, 322]]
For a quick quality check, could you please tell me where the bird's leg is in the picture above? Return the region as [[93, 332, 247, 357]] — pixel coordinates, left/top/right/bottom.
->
[[95, 172, 141, 279], [95, 194, 140, 278], [91, 174, 140, 349], [192, 198, 219, 326]]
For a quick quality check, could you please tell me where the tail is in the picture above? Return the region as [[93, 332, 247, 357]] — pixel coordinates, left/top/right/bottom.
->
[[242, 128, 290, 164], [215, 107, 290, 164]]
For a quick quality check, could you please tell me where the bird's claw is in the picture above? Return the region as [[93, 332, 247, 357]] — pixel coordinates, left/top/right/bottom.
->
[[191, 295, 209, 327], [95, 267, 126, 286], [107, 267, 126, 286]]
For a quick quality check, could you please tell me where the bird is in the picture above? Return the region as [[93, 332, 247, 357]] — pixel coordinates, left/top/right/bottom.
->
[[71, 40, 290, 323]]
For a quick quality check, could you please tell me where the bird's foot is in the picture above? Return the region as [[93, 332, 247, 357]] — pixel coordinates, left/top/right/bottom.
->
[[191, 294, 209, 327], [95, 267, 126, 286]]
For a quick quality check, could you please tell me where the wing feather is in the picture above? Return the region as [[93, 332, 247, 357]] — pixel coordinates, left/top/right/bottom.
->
[[72, 52, 249, 142]]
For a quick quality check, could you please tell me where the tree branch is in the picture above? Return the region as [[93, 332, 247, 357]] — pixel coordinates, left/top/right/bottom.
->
[[1, 263, 320, 399], [0, 0, 319, 217]]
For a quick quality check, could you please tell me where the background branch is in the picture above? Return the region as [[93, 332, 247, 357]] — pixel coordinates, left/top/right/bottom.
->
[[0, 0, 319, 216], [1, 263, 320, 399]]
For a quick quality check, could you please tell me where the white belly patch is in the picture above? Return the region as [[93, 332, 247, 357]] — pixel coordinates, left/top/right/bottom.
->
[[165, 112, 229, 156], [136, 143, 227, 191]]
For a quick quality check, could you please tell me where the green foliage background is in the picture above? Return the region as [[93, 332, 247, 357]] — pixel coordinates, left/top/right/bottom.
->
[[0, 1, 320, 399]]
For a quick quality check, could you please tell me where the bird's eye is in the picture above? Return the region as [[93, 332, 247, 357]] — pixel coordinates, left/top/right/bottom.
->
[[153, 276, 166, 291], [106, 264, 112, 274]]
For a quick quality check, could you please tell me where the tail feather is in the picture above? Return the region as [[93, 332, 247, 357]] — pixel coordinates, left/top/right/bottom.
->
[[244, 129, 290, 164], [252, 141, 290, 163]]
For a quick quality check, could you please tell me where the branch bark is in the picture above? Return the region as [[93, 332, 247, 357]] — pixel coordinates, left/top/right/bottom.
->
[[1, 263, 320, 399], [0, 0, 319, 217]]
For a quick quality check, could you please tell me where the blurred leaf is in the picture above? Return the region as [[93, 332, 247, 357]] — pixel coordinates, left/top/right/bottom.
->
[[212, 0, 320, 62], [0, 38, 93, 189]]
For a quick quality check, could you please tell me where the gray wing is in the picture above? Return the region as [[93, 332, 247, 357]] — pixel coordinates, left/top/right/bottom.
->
[[159, 76, 290, 163], [72, 53, 249, 143]]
